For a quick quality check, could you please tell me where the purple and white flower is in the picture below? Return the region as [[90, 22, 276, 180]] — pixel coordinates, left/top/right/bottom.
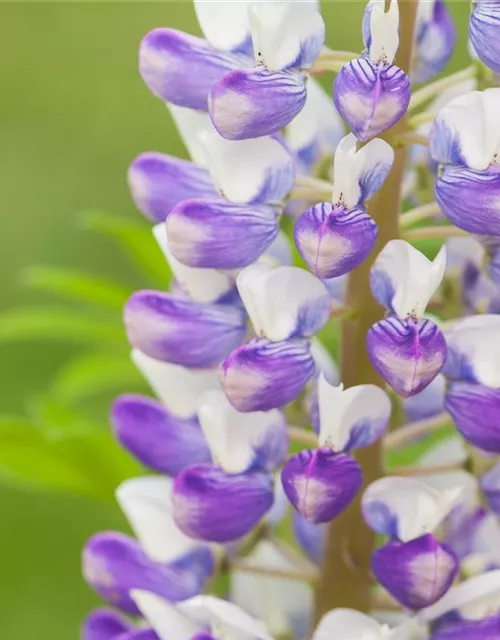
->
[[294, 133, 394, 278], [412, 0, 456, 84], [469, 0, 500, 74], [335, 0, 411, 141]]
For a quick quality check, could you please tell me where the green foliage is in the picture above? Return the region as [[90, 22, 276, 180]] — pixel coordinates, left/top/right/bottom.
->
[[386, 424, 457, 469]]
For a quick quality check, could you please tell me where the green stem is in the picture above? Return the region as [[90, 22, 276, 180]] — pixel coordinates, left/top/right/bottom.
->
[[400, 201, 441, 228], [409, 65, 476, 111], [312, 0, 419, 624], [403, 225, 468, 240]]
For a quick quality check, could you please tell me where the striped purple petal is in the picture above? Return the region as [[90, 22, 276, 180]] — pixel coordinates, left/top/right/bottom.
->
[[281, 449, 362, 524], [372, 534, 458, 610], [413, 0, 456, 84], [128, 153, 217, 223], [221, 338, 316, 412], [469, 0, 500, 74], [124, 291, 246, 368], [209, 68, 307, 140], [172, 464, 274, 542], [366, 316, 447, 398], [82, 533, 213, 615], [166, 199, 279, 269], [82, 609, 130, 640], [139, 28, 246, 110], [436, 167, 500, 237], [445, 382, 500, 453], [294, 203, 378, 279], [111, 394, 211, 475], [333, 56, 410, 142]]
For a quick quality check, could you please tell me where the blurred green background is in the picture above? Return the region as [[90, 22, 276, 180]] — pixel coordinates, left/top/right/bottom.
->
[[0, 2, 469, 637]]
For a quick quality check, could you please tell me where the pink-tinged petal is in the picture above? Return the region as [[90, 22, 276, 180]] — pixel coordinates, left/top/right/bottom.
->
[[124, 291, 246, 368], [469, 0, 500, 74], [172, 464, 274, 543], [373, 534, 458, 610], [294, 203, 378, 279], [281, 449, 362, 524], [82, 533, 214, 615], [166, 199, 279, 269], [128, 153, 217, 223], [221, 338, 316, 412], [366, 317, 447, 398], [82, 609, 131, 640], [111, 394, 211, 475], [333, 56, 410, 143], [209, 68, 307, 140], [139, 28, 246, 110], [445, 382, 500, 453]]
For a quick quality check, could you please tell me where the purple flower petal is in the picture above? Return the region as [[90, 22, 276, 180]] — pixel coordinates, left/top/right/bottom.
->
[[445, 381, 500, 453], [128, 153, 217, 223], [124, 291, 246, 368], [333, 56, 410, 142], [221, 338, 316, 412], [372, 534, 459, 610], [82, 533, 213, 615], [166, 199, 279, 269], [366, 317, 447, 398], [293, 511, 326, 566], [281, 449, 362, 524], [111, 394, 211, 475], [294, 203, 378, 279], [118, 630, 159, 640], [403, 373, 446, 423], [82, 608, 130, 640], [413, 0, 456, 84], [172, 464, 274, 542], [139, 28, 246, 110], [209, 68, 307, 140], [436, 167, 500, 237], [469, 0, 500, 74], [432, 615, 500, 639]]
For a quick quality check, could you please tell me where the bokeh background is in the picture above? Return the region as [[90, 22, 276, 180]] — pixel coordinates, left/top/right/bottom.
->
[[0, 2, 470, 637]]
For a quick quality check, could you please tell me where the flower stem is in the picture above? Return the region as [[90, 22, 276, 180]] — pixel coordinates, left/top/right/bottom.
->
[[409, 65, 476, 111], [312, 0, 420, 624], [403, 225, 468, 240], [393, 132, 429, 148], [230, 558, 318, 582], [388, 461, 465, 477], [400, 202, 442, 228], [383, 411, 451, 450], [287, 426, 317, 447]]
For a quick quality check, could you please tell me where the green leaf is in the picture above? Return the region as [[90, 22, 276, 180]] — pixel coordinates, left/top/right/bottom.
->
[[80, 209, 171, 286], [26, 394, 101, 436], [385, 424, 457, 469], [23, 266, 132, 311], [0, 416, 142, 501], [51, 351, 143, 404], [0, 306, 124, 345]]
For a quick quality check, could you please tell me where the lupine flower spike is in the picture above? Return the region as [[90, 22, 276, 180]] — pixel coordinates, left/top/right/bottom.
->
[[294, 133, 394, 278], [367, 239, 448, 396], [334, 0, 411, 141]]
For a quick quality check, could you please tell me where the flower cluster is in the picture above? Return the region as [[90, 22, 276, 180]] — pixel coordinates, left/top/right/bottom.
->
[[81, 1, 500, 639]]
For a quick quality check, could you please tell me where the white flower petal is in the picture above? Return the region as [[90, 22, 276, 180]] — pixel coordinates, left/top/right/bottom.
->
[[237, 263, 330, 341], [199, 129, 294, 205], [248, 1, 324, 71], [318, 375, 391, 452], [131, 349, 220, 419], [131, 591, 201, 640], [153, 223, 237, 304], [419, 570, 500, 623], [194, 0, 251, 52], [312, 608, 392, 640], [369, 0, 400, 65], [197, 389, 286, 474], [444, 314, 500, 388], [231, 540, 313, 639], [166, 104, 212, 167], [371, 240, 446, 319], [181, 595, 273, 640], [116, 476, 198, 563], [332, 133, 394, 208], [362, 476, 464, 542]]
